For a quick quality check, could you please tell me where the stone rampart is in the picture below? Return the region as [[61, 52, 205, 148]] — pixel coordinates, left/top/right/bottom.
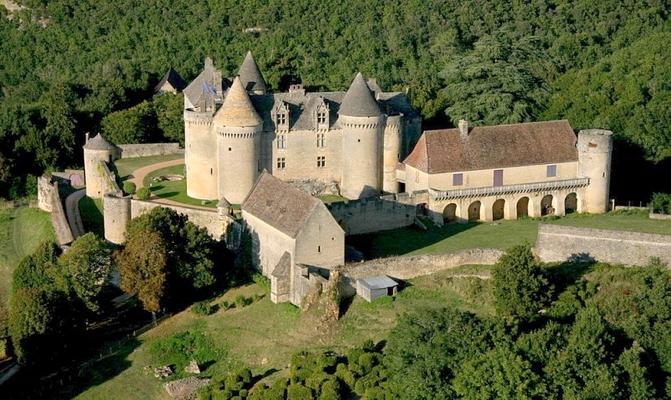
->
[[37, 177, 74, 245], [535, 224, 671, 266], [650, 213, 671, 221], [340, 248, 504, 296], [129, 199, 230, 239], [118, 143, 183, 159], [327, 196, 417, 235]]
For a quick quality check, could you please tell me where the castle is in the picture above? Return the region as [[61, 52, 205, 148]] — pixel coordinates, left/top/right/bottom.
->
[[182, 52, 421, 203]]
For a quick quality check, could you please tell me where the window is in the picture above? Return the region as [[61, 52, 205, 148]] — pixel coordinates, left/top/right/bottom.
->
[[317, 245, 321, 253], [317, 132, 325, 148], [277, 113, 287, 126], [453, 173, 463, 186], [317, 156, 326, 168], [317, 110, 327, 124], [277, 135, 286, 149], [277, 157, 286, 170], [547, 164, 557, 177], [210, 168, 213, 175]]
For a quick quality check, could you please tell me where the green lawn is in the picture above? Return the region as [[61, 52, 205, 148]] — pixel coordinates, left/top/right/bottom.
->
[[74, 266, 492, 399], [79, 196, 104, 237], [319, 194, 348, 204], [0, 207, 55, 302], [114, 154, 184, 181], [143, 164, 217, 208], [349, 210, 671, 259]]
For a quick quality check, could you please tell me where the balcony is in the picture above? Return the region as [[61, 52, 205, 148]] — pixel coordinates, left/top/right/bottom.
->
[[430, 177, 590, 200]]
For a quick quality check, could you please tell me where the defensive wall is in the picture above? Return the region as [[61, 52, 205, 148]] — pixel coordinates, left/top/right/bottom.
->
[[535, 224, 671, 266], [117, 143, 183, 159], [327, 191, 428, 235], [37, 176, 74, 245], [103, 194, 239, 245], [339, 248, 504, 296]]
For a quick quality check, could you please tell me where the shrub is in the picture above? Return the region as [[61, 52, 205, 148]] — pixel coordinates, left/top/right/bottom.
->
[[220, 300, 233, 310], [252, 273, 271, 291], [319, 378, 342, 400], [148, 330, 219, 377], [287, 383, 313, 400], [191, 301, 217, 316], [650, 192, 671, 214], [122, 181, 137, 195], [136, 187, 151, 200], [235, 295, 251, 308]]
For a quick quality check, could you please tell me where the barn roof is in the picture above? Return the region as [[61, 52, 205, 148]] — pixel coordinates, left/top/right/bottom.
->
[[403, 120, 578, 174], [358, 276, 398, 290], [242, 172, 321, 238]]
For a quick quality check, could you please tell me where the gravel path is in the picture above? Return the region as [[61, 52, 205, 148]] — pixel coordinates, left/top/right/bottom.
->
[[64, 189, 86, 239]]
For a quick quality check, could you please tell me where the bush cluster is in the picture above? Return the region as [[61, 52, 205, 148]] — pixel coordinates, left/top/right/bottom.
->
[[650, 192, 671, 214]]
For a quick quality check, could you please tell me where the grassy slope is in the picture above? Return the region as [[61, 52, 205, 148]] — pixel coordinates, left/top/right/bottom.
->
[[350, 211, 671, 259], [143, 164, 217, 208], [114, 154, 184, 181], [0, 207, 55, 301], [79, 196, 104, 237], [74, 266, 493, 399]]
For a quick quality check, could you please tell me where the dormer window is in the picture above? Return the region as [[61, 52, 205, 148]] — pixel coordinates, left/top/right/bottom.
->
[[274, 102, 289, 130], [315, 99, 329, 130]]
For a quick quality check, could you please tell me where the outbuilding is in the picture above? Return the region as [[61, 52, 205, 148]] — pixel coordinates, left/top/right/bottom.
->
[[357, 276, 398, 302]]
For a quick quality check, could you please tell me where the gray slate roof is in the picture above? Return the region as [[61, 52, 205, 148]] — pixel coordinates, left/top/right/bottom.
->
[[358, 276, 398, 290], [154, 67, 187, 93], [242, 172, 321, 238], [183, 57, 223, 108], [83, 134, 116, 151], [339, 73, 381, 117], [238, 51, 267, 94]]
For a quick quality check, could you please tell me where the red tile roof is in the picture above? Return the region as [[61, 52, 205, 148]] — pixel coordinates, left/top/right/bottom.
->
[[403, 120, 578, 174]]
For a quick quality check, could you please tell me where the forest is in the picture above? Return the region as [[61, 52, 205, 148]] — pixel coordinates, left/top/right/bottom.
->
[[0, 0, 670, 200]]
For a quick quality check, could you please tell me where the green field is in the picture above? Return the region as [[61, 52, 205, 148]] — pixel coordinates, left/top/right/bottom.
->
[[114, 154, 184, 181], [73, 266, 493, 399], [79, 196, 104, 237], [0, 207, 55, 301], [349, 210, 671, 259], [143, 164, 217, 208]]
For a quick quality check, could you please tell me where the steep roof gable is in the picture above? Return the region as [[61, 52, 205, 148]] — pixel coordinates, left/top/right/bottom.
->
[[213, 76, 263, 127], [339, 73, 381, 118], [238, 51, 267, 94], [404, 120, 578, 174], [242, 172, 321, 238], [154, 67, 187, 93], [183, 57, 222, 108]]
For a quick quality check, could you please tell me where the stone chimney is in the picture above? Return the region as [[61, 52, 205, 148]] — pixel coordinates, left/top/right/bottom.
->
[[85, 132, 90, 143], [458, 119, 469, 139], [289, 83, 305, 96]]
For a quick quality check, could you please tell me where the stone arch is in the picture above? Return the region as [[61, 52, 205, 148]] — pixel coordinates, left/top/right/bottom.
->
[[442, 203, 458, 224], [541, 194, 554, 216], [517, 197, 530, 218], [492, 199, 505, 221], [468, 201, 481, 221], [565, 192, 578, 214]]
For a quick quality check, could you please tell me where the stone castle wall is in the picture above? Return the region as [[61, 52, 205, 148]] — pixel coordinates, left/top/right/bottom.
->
[[118, 143, 183, 159], [535, 224, 671, 266], [37, 177, 74, 245], [327, 196, 417, 236], [130, 199, 230, 238]]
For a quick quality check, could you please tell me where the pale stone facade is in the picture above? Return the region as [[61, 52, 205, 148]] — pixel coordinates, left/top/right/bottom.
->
[[183, 53, 421, 204]]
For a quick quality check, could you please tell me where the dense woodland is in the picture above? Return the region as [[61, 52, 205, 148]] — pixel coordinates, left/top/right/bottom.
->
[[0, 0, 670, 200]]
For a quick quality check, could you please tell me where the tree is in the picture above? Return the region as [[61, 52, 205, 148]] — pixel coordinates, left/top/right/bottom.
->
[[153, 93, 185, 145], [439, 27, 552, 125], [58, 233, 112, 313], [117, 228, 167, 313], [492, 243, 550, 320], [101, 101, 158, 144], [12, 241, 62, 292], [453, 346, 547, 399]]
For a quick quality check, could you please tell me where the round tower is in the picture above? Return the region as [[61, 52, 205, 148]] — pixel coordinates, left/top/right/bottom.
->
[[184, 110, 218, 200], [577, 129, 613, 213], [383, 114, 403, 193], [339, 73, 384, 199], [213, 76, 262, 204], [83, 133, 119, 199], [103, 193, 131, 244]]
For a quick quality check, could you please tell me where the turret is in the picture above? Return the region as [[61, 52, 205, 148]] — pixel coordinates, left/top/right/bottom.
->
[[238, 51, 267, 95], [213, 76, 263, 204], [339, 73, 384, 199], [103, 193, 131, 244], [183, 57, 221, 200], [83, 133, 119, 198], [577, 129, 613, 213]]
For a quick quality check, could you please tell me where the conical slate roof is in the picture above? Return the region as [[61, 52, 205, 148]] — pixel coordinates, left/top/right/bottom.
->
[[213, 76, 263, 127], [238, 51, 267, 94], [83, 133, 116, 151], [339, 72, 381, 118]]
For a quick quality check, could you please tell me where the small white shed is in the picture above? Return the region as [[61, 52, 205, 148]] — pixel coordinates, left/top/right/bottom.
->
[[356, 276, 398, 302]]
